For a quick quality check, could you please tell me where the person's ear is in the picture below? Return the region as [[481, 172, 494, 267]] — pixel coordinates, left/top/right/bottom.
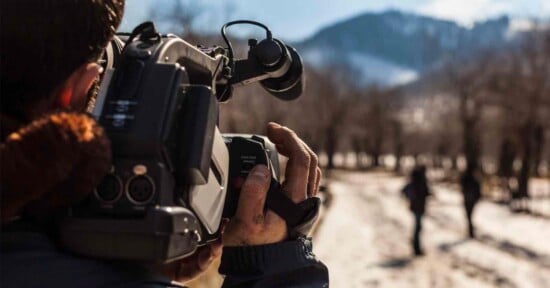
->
[[57, 63, 102, 110]]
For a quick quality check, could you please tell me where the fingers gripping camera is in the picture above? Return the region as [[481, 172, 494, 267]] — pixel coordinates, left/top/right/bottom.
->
[[223, 135, 321, 239]]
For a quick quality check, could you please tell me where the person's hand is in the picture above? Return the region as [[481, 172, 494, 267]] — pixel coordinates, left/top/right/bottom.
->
[[223, 122, 322, 246], [155, 233, 224, 283]]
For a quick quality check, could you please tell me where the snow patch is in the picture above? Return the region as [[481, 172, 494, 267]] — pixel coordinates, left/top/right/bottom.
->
[[315, 171, 550, 288], [347, 52, 419, 86], [302, 47, 419, 87], [506, 18, 535, 39]]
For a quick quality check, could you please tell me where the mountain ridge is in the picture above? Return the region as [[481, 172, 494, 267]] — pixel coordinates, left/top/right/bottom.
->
[[297, 10, 519, 86]]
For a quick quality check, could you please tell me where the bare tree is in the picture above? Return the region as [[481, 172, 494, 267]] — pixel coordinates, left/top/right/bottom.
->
[[488, 28, 550, 201], [391, 118, 404, 172], [364, 87, 387, 167], [445, 53, 493, 172], [314, 67, 358, 170]]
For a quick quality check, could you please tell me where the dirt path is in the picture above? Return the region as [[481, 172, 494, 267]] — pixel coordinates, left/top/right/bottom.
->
[[313, 171, 550, 288]]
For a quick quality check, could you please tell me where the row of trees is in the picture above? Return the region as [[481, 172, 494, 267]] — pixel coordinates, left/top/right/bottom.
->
[[444, 28, 550, 198], [222, 27, 550, 197]]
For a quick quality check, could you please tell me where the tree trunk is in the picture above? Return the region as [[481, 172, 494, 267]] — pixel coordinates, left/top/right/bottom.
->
[[451, 155, 458, 170], [372, 151, 381, 167], [497, 138, 515, 178], [394, 150, 402, 172], [392, 121, 403, 173], [352, 137, 363, 170], [326, 126, 337, 170], [372, 132, 383, 168], [459, 91, 481, 172], [434, 140, 448, 169], [517, 121, 534, 198], [413, 153, 421, 167], [532, 124, 544, 177], [463, 118, 480, 171]]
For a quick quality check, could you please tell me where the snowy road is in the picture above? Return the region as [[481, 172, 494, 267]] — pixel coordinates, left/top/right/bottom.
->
[[313, 171, 550, 288]]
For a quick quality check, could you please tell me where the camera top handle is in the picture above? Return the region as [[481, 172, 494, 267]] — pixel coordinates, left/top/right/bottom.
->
[[117, 21, 304, 102]]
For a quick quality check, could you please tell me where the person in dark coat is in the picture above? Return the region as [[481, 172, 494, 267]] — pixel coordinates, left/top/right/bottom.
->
[[0, 1, 328, 287], [402, 166, 430, 256], [460, 167, 482, 238]]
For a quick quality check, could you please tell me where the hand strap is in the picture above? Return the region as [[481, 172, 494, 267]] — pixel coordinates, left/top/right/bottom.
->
[[265, 179, 320, 238]]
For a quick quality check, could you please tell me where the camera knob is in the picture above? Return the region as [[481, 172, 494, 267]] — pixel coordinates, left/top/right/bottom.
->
[[254, 39, 282, 67], [127, 175, 155, 204], [95, 174, 122, 203]]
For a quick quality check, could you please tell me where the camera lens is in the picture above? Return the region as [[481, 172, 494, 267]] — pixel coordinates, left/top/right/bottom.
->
[[127, 175, 155, 204], [96, 174, 122, 203]]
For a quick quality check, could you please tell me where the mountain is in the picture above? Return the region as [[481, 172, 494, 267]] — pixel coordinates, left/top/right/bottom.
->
[[298, 10, 516, 86]]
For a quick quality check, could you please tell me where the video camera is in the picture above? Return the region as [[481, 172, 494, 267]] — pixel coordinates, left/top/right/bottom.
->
[[60, 21, 319, 263]]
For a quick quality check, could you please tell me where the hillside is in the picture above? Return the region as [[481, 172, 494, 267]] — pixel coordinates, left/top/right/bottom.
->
[[298, 10, 518, 86]]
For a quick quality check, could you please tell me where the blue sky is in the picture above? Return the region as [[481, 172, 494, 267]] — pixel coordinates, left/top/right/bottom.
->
[[121, 0, 550, 41]]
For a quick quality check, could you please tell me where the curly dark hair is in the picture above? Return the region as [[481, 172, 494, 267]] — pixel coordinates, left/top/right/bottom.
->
[[1, 0, 125, 121]]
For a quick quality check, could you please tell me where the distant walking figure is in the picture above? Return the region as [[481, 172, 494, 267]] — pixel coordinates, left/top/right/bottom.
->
[[402, 166, 430, 256], [460, 167, 482, 238]]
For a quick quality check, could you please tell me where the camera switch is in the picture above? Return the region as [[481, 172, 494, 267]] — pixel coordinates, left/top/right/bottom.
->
[[127, 175, 155, 204], [95, 174, 122, 203]]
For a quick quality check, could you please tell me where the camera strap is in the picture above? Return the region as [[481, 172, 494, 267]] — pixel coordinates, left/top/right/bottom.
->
[[265, 179, 321, 238]]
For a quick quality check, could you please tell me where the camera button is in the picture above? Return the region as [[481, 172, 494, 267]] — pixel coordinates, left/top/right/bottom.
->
[[114, 104, 129, 113], [126, 175, 156, 205], [95, 174, 123, 203]]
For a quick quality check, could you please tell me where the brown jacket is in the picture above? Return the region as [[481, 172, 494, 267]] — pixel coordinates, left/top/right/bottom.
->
[[0, 112, 111, 223]]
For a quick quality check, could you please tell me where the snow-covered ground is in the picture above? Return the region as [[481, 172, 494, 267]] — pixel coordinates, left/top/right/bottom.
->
[[313, 171, 550, 288]]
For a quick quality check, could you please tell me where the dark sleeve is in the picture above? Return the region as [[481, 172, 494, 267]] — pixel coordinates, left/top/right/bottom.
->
[[219, 237, 328, 288]]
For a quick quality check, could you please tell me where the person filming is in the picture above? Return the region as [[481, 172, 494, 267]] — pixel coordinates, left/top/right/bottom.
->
[[0, 1, 328, 287]]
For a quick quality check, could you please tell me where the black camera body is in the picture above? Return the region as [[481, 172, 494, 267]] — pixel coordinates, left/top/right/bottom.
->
[[60, 21, 305, 263]]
